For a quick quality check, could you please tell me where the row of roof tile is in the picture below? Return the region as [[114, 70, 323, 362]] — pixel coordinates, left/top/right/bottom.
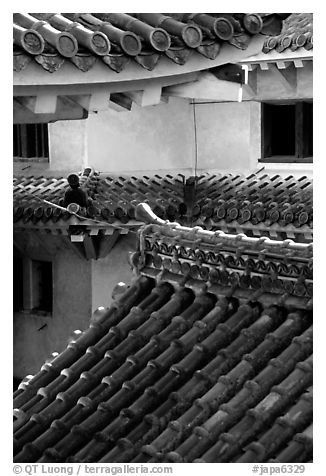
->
[[13, 171, 313, 241], [262, 13, 313, 54], [132, 206, 312, 303], [13, 13, 289, 73], [13, 270, 313, 462]]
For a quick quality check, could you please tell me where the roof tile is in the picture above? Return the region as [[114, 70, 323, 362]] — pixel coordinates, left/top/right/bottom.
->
[[236, 386, 312, 462], [13, 13, 290, 73], [14, 214, 313, 463], [263, 13, 313, 54], [14, 171, 313, 243]]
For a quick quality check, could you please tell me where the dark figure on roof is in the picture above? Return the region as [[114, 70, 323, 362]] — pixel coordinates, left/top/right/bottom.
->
[[63, 174, 90, 208]]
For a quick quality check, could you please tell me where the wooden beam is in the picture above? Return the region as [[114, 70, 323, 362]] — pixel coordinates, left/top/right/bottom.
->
[[270, 63, 297, 91], [62, 236, 85, 260], [15, 94, 58, 114], [247, 63, 258, 72], [259, 62, 270, 71], [243, 67, 257, 96], [15, 96, 36, 113], [124, 84, 163, 107], [109, 93, 133, 111], [68, 94, 91, 111], [70, 234, 85, 242], [89, 91, 110, 112], [34, 94, 57, 114], [97, 231, 120, 259], [14, 34, 265, 88], [83, 234, 97, 260], [13, 71, 201, 98], [275, 60, 290, 70], [294, 59, 304, 68], [14, 96, 88, 123], [163, 71, 241, 101]]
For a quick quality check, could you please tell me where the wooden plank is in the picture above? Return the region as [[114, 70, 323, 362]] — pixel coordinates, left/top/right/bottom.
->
[[20, 124, 28, 158], [295, 102, 304, 159], [97, 231, 120, 259], [302, 101, 313, 157], [43, 123, 49, 158], [295, 102, 312, 159], [261, 103, 272, 159]]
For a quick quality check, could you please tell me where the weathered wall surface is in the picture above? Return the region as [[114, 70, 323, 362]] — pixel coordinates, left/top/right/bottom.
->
[[91, 233, 137, 311], [194, 101, 261, 174], [13, 234, 92, 379], [13, 232, 138, 380], [44, 64, 312, 178], [86, 97, 195, 175], [48, 119, 88, 171]]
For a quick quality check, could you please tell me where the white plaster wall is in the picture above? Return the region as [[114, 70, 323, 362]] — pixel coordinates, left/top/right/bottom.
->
[[195, 101, 261, 174], [91, 234, 137, 311], [48, 119, 88, 171], [86, 97, 195, 175]]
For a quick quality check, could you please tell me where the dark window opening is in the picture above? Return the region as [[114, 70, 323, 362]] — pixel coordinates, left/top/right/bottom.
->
[[13, 255, 53, 315], [13, 257, 24, 312], [33, 260, 53, 313], [261, 102, 313, 163], [13, 123, 49, 160]]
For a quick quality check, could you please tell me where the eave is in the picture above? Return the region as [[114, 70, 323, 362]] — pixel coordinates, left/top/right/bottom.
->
[[14, 35, 265, 122]]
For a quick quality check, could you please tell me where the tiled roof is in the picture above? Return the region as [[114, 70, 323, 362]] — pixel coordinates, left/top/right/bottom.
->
[[13, 170, 313, 242], [262, 13, 313, 54], [13, 214, 313, 463], [13, 170, 185, 229], [192, 172, 313, 241], [13, 13, 289, 73]]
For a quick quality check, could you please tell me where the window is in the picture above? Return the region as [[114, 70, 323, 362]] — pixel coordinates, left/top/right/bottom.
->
[[32, 260, 53, 313], [260, 101, 313, 163], [13, 123, 49, 160], [13, 256, 24, 312], [13, 256, 53, 315]]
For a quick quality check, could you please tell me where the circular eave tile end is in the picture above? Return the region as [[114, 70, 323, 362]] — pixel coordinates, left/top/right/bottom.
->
[[91, 31, 111, 56], [244, 14, 263, 34], [150, 28, 171, 51], [181, 24, 202, 48], [121, 31, 142, 56], [213, 17, 234, 41], [56, 32, 78, 58], [22, 29, 45, 55]]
